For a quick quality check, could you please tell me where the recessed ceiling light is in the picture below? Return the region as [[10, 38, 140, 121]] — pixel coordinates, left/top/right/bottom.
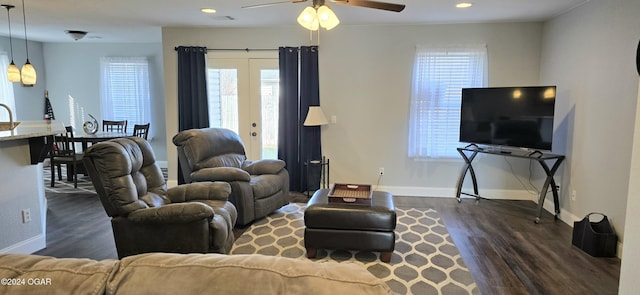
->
[[456, 2, 473, 8], [201, 8, 217, 14]]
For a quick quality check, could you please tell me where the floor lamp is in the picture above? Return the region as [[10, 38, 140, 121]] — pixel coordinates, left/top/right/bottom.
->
[[303, 106, 329, 193]]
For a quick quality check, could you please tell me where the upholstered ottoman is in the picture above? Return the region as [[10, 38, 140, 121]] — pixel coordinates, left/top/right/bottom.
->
[[304, 189, 397, 262]]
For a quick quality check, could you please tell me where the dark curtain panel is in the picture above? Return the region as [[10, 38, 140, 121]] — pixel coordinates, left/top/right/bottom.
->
[[278, 47, 301, 192], [299, 46, 321, 191], [176, 46, 209, 184]]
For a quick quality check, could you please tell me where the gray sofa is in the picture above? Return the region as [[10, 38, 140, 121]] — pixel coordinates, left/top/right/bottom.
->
[[0, 253, 393, 295]]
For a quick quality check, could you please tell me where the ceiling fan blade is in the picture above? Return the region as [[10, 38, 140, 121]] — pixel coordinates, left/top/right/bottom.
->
[[331, 0, 405, 12], [242, 0, 308, 9]]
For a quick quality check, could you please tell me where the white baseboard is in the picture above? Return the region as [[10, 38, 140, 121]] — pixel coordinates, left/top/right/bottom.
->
[[375, 185, 534, 200], [0, 234, 46, 254]]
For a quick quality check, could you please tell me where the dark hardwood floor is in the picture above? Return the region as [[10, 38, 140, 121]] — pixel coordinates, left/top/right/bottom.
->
[[36, 190, 620, 295]]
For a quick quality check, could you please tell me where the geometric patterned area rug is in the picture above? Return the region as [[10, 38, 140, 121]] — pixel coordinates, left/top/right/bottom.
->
[[42, 166, 97, 194], [231, 203, 480, 295]]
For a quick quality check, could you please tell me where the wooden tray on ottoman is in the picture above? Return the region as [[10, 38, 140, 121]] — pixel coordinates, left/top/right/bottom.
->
[[328, 183, 373, 205]]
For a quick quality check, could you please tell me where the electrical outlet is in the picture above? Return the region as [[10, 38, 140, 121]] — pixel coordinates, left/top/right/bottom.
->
[[21, 209, 31, 223], [378, 167, 384, 175], [571, 190, 577, 201]]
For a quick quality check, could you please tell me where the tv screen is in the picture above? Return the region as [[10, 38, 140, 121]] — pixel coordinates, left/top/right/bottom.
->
[[459, 86, 556, 151]]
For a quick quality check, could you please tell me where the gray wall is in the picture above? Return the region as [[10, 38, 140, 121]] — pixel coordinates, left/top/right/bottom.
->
[[42, 43, 167, 161], [162, 23, 547, 198], [540, 0, 640, 250], [537, 0, 640, 291]]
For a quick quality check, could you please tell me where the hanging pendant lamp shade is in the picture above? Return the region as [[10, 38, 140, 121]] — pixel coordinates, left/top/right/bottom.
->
[[2, 4, 20, 83], [20, 0, 36, 86], [8, 62, 20, 82], [21, 60, 36, 85]]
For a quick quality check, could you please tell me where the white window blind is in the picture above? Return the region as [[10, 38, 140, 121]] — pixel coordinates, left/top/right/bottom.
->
[[408, 45, 487, 158], [100, 57, 151, 132], [0, 52, 16, 121]]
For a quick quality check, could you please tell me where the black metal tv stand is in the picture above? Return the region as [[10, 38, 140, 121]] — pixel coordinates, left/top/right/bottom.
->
[[455, 145, 565, 223]]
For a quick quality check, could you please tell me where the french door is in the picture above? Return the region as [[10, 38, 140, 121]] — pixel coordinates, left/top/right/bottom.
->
[[207, 58, 279, 160]]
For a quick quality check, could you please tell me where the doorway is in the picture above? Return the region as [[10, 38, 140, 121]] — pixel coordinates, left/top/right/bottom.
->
[[207, 57, 279, 160]]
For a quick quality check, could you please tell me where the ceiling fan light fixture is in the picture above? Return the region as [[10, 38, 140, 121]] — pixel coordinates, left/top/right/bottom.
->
[[317, 5, 339, 30], [297, 4, 339, 31], [297, 6, 318, 30]]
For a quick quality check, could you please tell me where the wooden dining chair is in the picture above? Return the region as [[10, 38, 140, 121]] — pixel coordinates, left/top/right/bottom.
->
[[103, 120, 128, 133], [132, 123, 150, 140], [51, 126, 84, 188]]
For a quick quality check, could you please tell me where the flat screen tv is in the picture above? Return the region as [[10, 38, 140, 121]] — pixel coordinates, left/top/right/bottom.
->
[[459, 86, 556, 151]]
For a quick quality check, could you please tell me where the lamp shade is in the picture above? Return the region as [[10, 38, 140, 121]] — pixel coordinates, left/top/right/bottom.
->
[[303, 106, 329, 126], [7, 62, 20, 82], [297, 6, 319, 31], [317, 5, 340, 30], [20, 59, 36, 85]]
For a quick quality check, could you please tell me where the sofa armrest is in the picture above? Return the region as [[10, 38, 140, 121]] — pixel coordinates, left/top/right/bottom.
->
[[191, 167, 251, 182], [242, 159, 285, 175], [167, 182, 231, 203], [127, 203, 214, 224]]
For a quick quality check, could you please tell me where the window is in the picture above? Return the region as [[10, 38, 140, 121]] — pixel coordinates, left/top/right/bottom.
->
[[100, 57, 151, 132], [408, 45, 487, 158], [0, 52, 16, 121]]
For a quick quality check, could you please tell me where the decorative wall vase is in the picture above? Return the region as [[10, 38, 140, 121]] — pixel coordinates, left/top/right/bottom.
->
[[83, 114, 99, 134]]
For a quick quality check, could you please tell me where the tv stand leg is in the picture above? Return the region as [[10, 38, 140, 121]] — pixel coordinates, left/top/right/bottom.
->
[[455, 149, 479, 202]]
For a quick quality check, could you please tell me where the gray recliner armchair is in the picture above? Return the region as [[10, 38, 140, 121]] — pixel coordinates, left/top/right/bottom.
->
[[173, 128, 289, 226], [82, 136, 237, 258]]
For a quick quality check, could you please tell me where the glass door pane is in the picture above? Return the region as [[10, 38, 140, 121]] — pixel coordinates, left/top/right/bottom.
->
[[207, 68, 239, 134], [260, 69, 279, 159], [208, 58, 278, 160]]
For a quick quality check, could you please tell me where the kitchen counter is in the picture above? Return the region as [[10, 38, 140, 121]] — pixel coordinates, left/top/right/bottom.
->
[[0, 120, 66, 141]]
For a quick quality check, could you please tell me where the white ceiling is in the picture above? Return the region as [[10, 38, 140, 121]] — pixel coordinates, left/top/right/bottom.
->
[[0, 0, 589, 43]]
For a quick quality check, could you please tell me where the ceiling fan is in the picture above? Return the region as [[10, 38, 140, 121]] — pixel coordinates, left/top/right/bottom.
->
[[242, 0, 406, 13]]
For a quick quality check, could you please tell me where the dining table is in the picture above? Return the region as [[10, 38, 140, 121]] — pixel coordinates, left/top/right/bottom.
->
[[74, 131, 130, 151]]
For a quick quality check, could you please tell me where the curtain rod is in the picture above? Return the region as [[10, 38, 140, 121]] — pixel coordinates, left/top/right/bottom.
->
[[173, 47, 279, 52], [207, 48, 278, 52], [173, 47, 318, 52]]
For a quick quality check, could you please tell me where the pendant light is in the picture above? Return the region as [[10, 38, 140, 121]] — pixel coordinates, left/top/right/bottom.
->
[[20, 0, 36, 86], [2, 4, 20, 83]]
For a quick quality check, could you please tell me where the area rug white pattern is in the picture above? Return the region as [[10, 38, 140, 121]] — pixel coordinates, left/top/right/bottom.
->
[[231, 203, 479, 295]]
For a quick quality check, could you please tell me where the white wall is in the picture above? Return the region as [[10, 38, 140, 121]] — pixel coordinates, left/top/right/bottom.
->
[[162, 23, 548, 197], [42, 43, 167, 160], [539, 0, 640, 253], [620, 81, 640, 295]]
